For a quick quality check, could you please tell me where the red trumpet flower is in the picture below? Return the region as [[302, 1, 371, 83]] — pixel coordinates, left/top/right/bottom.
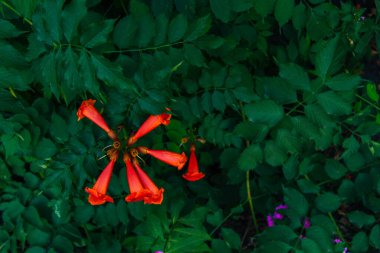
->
[[182, 144, 205, 181], [85, 152, 118, 205], [77, 99, 117, 140], [124, 153, 164, 204], [138, 146, 187, 170], [132, 159, 164, 204], [128, 110, 171, 145]]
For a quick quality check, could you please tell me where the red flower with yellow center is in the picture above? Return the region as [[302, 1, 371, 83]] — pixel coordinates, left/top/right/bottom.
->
[[85, 151, 118, 205], [182, 144, 205, 181], [77, 99, 117, 140], [137, 146, 187, 170]]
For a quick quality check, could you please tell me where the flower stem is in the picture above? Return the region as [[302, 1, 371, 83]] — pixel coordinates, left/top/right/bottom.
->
[[1, 1, 33, 25], [246, 170, 259, 234]]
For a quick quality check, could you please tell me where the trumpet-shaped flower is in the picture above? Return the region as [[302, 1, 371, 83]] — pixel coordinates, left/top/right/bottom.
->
[[138, 146, 187, 170], [182, 144, 205, 181], [128, 110, 171, 145], [85, 152, 118, 205], [132, 159, 164, 204], [124, 153, 151, 203], [77, 99, 117, 140]]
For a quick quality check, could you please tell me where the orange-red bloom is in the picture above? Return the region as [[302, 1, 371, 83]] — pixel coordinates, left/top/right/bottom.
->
[[77, 99, 117, 140], [128, 110, 171, 145], [138, 146, 187, 170], [85, 153, 118, 205], [124, 154, 164, 204], [132, 159, 164, 204], [182, 144, 205, 181]]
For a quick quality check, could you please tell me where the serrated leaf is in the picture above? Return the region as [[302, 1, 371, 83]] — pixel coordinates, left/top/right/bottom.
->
[[62, 0, 87, 41], [210, 0, 231, 23], [317, 91, 351, 116], [238, 144, 263, 171], [168, 14, 188, 43], [284, 187, 308, 216], [315, 36, 339, 81], [279, 63, 310, 90], [259, 241, 292, 253], [113, 16, 138, 49], [81, 19, 115, 48], [35, 138, 57, 159], [79, 49, 100, 96], [325, 74, 361, 91], [306, 226, 333, 252], [324, 159, 347, 180], [283, 155, 298, 180], [244, 100, 284, 127], [315, 192, 340, 213], [211, 91, 226, 112], [50, 113, 69, 143], [264, 140, 287, 167], [261, 77, 297, 104], [275, 0, 295, 27], [221, 228, 241, 249], [297, 179, 320, 194]]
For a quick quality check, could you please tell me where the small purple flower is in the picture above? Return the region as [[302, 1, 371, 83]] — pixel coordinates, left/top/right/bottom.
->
[[273, 212, 283, 220], [154, 251, 164, 253], [334, 238, 342, 244], [343, 247, 348, 253], [275, 204, 288, 211], [267, 215, 275, 227], [303, 217, 311, 229]]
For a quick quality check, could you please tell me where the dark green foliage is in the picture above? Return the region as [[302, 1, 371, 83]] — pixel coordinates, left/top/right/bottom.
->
[[0, 0, 379, 252]]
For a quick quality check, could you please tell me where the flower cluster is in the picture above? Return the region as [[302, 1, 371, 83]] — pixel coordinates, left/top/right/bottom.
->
[[77, 99, 206, 206]]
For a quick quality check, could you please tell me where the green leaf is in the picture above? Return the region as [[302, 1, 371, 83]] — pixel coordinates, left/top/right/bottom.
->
[[27, 228, 51, 246], [210, 0, 231, 23], [0, 67, 33, 91], [259, 241, 292, 253], [351, 232, 369, 253], [347, 211, 375, 228], [25, 247, 46, 253], [78, 49, 100, 96], [168, 14, 188, 43], [369, 225, 380, 249], [315, 35, 339, 81], [184, 44, 206, 67], [35, 138, 57, 159], [284, 187, 308, 216], [279, 63, 310, 90], [325, 74, 361, 91], [306, 226, 333, 252], [260, 77, 297, 104], [283, 155, 298, 180], [274, 0, 295, 27], [113, 16, 138, 49], [136, 14, 155, 47], [52, 235, 74, 253], [264, 140, 287, 167], [167, 228, 211, 253], [81, 19, 115, 48], [0, 19, 23, 38], [231, 0, 253, 12], [212, 91, 226, 112], [292, 3, 307, 31], [317, 91, 351, 116], [253, 0, 276, 17], [185, 15, 212, 41], [244, 100, 284, 127], [61, 0, 87, 41], [366, 82, 379, 102], [259, 225, 298, 243], [324, 159, 347, 180], [297, 179, 320, 194], [221, 228, 241, 249], [315, 192, 340, 213], [301, 238, 322, 253], [238, 144, 263, 171]]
